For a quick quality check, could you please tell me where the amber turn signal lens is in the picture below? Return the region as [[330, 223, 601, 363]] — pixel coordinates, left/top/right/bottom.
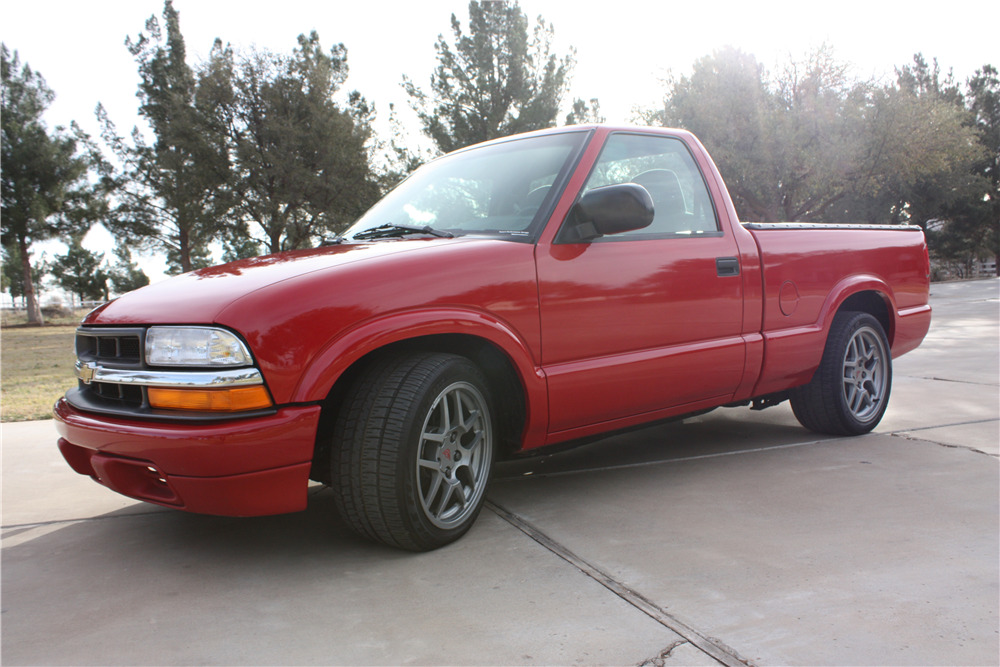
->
[[147, 386, 273, 412]]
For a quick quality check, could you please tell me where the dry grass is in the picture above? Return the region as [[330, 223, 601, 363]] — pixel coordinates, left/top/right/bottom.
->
[[1, 310, 86, 422], [1, 307, 88, 328]]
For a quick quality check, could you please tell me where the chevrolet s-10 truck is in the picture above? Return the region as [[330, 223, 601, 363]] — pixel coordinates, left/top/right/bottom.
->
[[55, 125, 932, 550]]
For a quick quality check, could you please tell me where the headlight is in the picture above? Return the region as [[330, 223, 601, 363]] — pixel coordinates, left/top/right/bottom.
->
[[145, 327, 253, 367]]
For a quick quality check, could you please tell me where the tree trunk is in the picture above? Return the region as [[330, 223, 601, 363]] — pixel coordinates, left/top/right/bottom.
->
[[18, 236, 43, 326], [179, 226, 191, 273], [269, 227, 282, 255]]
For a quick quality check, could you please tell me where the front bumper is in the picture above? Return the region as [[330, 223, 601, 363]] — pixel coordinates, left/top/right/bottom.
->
[[53, 398, 322, 516]]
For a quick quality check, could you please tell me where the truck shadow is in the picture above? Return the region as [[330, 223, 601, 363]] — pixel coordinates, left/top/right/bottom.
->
[[494, 404, 826, 480], [6, 406, 826, 569]]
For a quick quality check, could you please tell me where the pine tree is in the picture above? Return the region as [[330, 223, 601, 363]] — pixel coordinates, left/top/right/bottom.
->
[[99, 0, 230, 274], [404, 0, 575, 153], [107, 244, 150, 295], [965, 65, 1000, 275], [1, 44, 99, 324], [51, 237, 109, 305], [223, 32, 380, 252]]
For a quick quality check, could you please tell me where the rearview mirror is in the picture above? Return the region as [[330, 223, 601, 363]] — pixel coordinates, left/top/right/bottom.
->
[[563, 183, 654, 241]]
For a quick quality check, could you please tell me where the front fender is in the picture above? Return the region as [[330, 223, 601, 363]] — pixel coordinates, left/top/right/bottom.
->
[[290, 307, 549, 448]]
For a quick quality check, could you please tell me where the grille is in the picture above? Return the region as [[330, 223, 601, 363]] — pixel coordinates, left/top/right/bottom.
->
[[76, 327, 146, 409], [78, 331, 142, 363], [92, 382, 144, 404]]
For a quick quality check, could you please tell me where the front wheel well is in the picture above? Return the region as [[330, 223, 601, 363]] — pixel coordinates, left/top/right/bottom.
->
[[310, 335, 527, 484]]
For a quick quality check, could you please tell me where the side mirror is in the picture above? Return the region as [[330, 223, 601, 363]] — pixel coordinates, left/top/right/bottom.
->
[[563, 183, 654, 241]]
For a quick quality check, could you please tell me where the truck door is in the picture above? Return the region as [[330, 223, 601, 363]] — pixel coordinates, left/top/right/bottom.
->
[[536, 132, 745, 436]]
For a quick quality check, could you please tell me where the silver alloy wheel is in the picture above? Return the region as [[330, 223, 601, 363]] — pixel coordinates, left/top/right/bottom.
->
[[841, 325, 889, 424], [416, 381, 493, 529]]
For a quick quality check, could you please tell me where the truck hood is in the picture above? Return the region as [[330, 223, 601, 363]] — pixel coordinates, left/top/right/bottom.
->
[[86, 240, 470, 325]]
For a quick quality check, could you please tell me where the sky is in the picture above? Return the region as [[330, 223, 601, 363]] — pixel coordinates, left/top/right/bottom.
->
[[2, 0, 996, 291]]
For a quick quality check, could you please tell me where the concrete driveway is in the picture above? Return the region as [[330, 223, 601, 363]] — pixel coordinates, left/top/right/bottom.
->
[[3, 279, 997, 666]]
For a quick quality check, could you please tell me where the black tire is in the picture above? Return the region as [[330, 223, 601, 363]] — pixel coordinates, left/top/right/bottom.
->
[[330, 352, 495, 551], [790, 311, 892, 436]]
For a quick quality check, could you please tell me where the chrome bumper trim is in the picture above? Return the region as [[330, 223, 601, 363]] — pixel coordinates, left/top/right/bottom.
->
[[75, 361, 263, 388]]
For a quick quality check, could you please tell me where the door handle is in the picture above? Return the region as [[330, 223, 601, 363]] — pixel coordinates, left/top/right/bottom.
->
[[716, 257, 740, 277]]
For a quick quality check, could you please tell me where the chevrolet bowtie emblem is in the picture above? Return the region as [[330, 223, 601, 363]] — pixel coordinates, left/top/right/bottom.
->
[[76, 361, 97, 384]]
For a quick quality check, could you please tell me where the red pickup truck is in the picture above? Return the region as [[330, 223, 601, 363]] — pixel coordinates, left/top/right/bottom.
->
[[55, 126, 931, 550]]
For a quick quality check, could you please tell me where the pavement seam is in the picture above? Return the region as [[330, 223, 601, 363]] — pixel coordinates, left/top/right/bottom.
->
[[487, 500, 751, 667], [888, 429, 998, 458], [895, 374, 999, 387]]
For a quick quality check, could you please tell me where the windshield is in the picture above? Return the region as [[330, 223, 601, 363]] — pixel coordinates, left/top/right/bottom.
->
[[343, 131, 588, 242]]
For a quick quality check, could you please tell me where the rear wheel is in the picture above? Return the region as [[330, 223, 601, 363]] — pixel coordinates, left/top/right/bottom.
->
[[790, 311, 892, 435], [330, 352, 495, 550]]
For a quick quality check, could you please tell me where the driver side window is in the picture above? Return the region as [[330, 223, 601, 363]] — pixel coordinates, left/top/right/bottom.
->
[[583, 133, 719, 238]]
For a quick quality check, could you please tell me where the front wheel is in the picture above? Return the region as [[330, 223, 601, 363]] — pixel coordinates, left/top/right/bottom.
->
[[330, 352, 495, 551], [790, 311, 892, 436]]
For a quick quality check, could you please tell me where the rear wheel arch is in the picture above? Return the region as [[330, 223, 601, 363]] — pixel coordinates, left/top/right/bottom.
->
[[837, 290, 893, 345]]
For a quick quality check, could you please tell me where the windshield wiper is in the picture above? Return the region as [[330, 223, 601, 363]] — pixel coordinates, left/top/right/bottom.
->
[[351, 223, 455, 240]]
